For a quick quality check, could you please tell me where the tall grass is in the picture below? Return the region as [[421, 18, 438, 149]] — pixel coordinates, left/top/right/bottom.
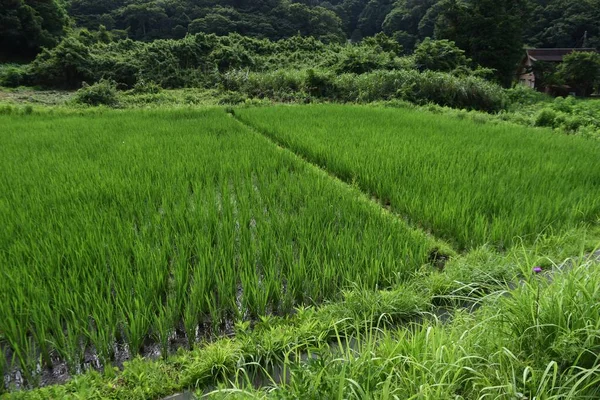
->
[[217, 259, 600, 399], [222, 68, 506, 112], [237, 104, 600, 250], [0, 108, 435, 386]]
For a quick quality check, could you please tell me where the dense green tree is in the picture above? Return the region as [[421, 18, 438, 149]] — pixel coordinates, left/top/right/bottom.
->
[[525, 0, 600, 48], [119, 3, 170, 40], [0, 0, 70, 60], [558, 51, 600, 96], [189, 12, 239, 37], [413, 38, 468, 72], [29, 35, 92, 87], [434, 0, 528, 86]]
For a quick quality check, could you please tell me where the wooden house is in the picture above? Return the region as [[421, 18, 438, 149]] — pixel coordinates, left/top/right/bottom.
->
[[517, 48, 597, 95]]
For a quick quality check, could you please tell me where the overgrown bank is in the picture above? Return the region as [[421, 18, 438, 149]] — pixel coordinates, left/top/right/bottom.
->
[[0, 33, 505, 112]]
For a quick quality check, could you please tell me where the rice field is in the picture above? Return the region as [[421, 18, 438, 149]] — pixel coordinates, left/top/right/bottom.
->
[[2, 104, 600, 394], [0, 108, 436, 384], [236, 104, 600, 249]]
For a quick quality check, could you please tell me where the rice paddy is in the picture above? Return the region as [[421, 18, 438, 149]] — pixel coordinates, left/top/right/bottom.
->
[[1, 104, 600, 396], [0, 108, 436, 386], [237, 104, 600, 249]]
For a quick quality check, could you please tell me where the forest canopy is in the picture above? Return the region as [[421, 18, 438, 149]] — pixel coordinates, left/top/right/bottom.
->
[[0, 0, 599, 86]]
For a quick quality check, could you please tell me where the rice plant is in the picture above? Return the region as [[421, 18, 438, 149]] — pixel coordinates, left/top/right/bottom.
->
[[237, 104, 600, 250], [0, 108, 435, 386]]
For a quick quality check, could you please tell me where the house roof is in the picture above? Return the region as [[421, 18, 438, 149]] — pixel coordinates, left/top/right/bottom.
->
[[526, 48, 597, 62]]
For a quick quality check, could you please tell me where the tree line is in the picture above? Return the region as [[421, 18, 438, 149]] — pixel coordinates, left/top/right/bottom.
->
[[1, 0, 599, 86]]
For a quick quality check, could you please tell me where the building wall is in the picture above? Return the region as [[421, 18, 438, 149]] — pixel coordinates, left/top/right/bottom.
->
[[518, 57, 535, 88]]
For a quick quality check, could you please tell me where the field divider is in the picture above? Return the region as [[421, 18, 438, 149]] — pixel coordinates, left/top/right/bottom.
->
[[229, 110, 458, 259]]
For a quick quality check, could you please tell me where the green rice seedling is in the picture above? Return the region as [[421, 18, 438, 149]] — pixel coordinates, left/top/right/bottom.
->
[[0, 352, 5, 394], [0, 108, 436, 387], [236, 104, 600, 250], [183, 292, 201, 349], [118, 296, 152, 357], [153, 303, 176, 359]]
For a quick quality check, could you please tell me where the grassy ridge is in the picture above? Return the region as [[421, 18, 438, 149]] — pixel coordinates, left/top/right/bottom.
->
[[236, 104, 600, 249], [228, 259, 600, 399], [0, 109, 436, 386]]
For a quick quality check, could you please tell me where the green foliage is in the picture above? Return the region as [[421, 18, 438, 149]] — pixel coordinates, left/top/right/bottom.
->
[[334, 46, 395, 74], [68, 0, 346, 43], [434, 0, 527, 86], [413, 37, 468, 72], [531, 61, 561, 90], [558, 51, 600, 96], [129, 79, 162, 95], [224, 68, 506, 112], [525, 0, 600, 49], [73, 79, 119, 106], [0, 0, 70, 60], [0, 64, 28, 87], [29, 36, 93, 88], [238, 104, 600, 249], [24, 32, 415, 91], [505, 85, 549, 106], [0, 108, 436, 387], [534, 108, 558, 127]]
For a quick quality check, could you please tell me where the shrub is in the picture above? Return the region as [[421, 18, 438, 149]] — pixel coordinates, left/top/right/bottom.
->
[[74, 79, 120, 107], [354, 70, 506, 112], [414, 38, 469, 72], [130, 80, 163, 95], [218, 91, 247, 105], [0, 65, 28, 87], [224, 68, 505, 112], [552, 96, 576, 113], [0, 104, 14, 115], [505, 85, 548, 106], [334, 46, 395, 74], [29, 36, 94, 88], [560, 116, 584, 133], [534, 108, 557, 127], [558, 51, 600, 97], [304, 69, 335, 97]]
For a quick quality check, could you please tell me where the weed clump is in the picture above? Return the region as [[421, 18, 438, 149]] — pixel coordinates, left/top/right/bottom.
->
[[534, 108, 557, 127], [74, 79, 120, 107]]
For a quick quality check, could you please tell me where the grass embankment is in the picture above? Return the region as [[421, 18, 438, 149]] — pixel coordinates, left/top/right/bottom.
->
[[0, 108, 440, 389], [237, 104, 600, 250]]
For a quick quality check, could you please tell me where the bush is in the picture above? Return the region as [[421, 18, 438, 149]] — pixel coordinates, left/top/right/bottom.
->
[[29, 36, 94, 88], [505, 85, 548, 106], [558, 51, 600, 97], [0, 65, 28, 87], [224, 68, 506, 112], [552, 96, 576, 113], [560, 116, 584, 132], [0, 104, 14, 115], [354, 70, 506, 112], [218, 91, 247, 105], [130, 80, 163, 95], [414, 38, 469, 72], [534, 108, 557, 127], [74, 79, 120, 107]]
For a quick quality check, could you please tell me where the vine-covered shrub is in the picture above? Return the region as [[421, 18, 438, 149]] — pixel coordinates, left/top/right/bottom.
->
[[73, 79, 120, 106], [223, 69, 507, 112]]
